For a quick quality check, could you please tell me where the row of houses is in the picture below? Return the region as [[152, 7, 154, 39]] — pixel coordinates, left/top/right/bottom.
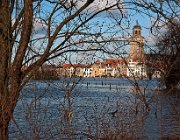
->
[[22, 56, 162, 80], [50, 58, 162, 78], [56, 59, 127, 78]]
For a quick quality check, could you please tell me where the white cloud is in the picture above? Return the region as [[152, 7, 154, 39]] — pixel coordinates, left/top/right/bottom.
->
[[70, 0, 125, 16], [32, 18, 47, 35]]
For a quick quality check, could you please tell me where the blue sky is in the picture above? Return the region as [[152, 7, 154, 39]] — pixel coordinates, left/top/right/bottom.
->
[[31, 0, 179, 64]]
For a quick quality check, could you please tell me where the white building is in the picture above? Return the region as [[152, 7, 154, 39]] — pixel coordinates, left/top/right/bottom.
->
[[152, 70, 161, 78], [127, 60, 146, 78], [83, 67, 93, 77]]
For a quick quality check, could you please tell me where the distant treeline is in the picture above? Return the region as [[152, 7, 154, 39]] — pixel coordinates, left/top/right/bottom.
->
[[32, 69, 59, 80]]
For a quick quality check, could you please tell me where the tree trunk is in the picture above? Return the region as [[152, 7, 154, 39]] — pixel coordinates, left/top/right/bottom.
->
[[0, 1, 33, 139], [0, 122, 9, 140], [0, 5, 11, 138], [0, 88, 20, 140], [0, 98, 11, 140], [165, 55, 180, 90]]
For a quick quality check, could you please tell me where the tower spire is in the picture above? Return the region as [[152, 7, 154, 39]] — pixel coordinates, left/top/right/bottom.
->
[[136, 20, 139, 25]]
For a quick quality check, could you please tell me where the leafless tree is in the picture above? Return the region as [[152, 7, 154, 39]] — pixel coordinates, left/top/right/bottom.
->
[[0, 0, 124, 139], [157, 20, 180, 89], [0, 0, 179, 139]]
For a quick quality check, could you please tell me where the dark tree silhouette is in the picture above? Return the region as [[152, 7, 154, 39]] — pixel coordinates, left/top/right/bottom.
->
[[0, 0, 121, 139], [157, 20, 180, 89]]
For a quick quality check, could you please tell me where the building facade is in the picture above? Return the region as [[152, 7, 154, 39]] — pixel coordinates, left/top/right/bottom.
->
[[127, 21, 146, 78]]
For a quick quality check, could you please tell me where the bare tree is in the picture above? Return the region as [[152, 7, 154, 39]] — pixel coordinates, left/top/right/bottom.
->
[[0, 0, 179, 139], [157, 20, 180, 89], [0, 0, 124, 139]]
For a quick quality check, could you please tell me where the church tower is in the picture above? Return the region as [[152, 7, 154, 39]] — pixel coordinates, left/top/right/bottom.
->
[[130, 21, 144, 61]]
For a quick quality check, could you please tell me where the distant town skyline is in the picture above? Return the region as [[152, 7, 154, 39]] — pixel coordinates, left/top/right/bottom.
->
[[36, 22, 162, 79]]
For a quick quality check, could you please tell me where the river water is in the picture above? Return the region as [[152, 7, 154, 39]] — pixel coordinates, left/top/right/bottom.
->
[[9, 78, 180, 139]]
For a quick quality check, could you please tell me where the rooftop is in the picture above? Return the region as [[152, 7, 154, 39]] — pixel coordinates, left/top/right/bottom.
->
[[133, 20, 141, 29]]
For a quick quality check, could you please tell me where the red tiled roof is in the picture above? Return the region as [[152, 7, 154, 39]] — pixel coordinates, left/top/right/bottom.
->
[[63, 63, 71, 68], [73, 64, 86, 68], [95, 60, 100, 63]]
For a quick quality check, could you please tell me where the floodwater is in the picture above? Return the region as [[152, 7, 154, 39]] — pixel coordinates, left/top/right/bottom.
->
[[9, 78, 180, 139]]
